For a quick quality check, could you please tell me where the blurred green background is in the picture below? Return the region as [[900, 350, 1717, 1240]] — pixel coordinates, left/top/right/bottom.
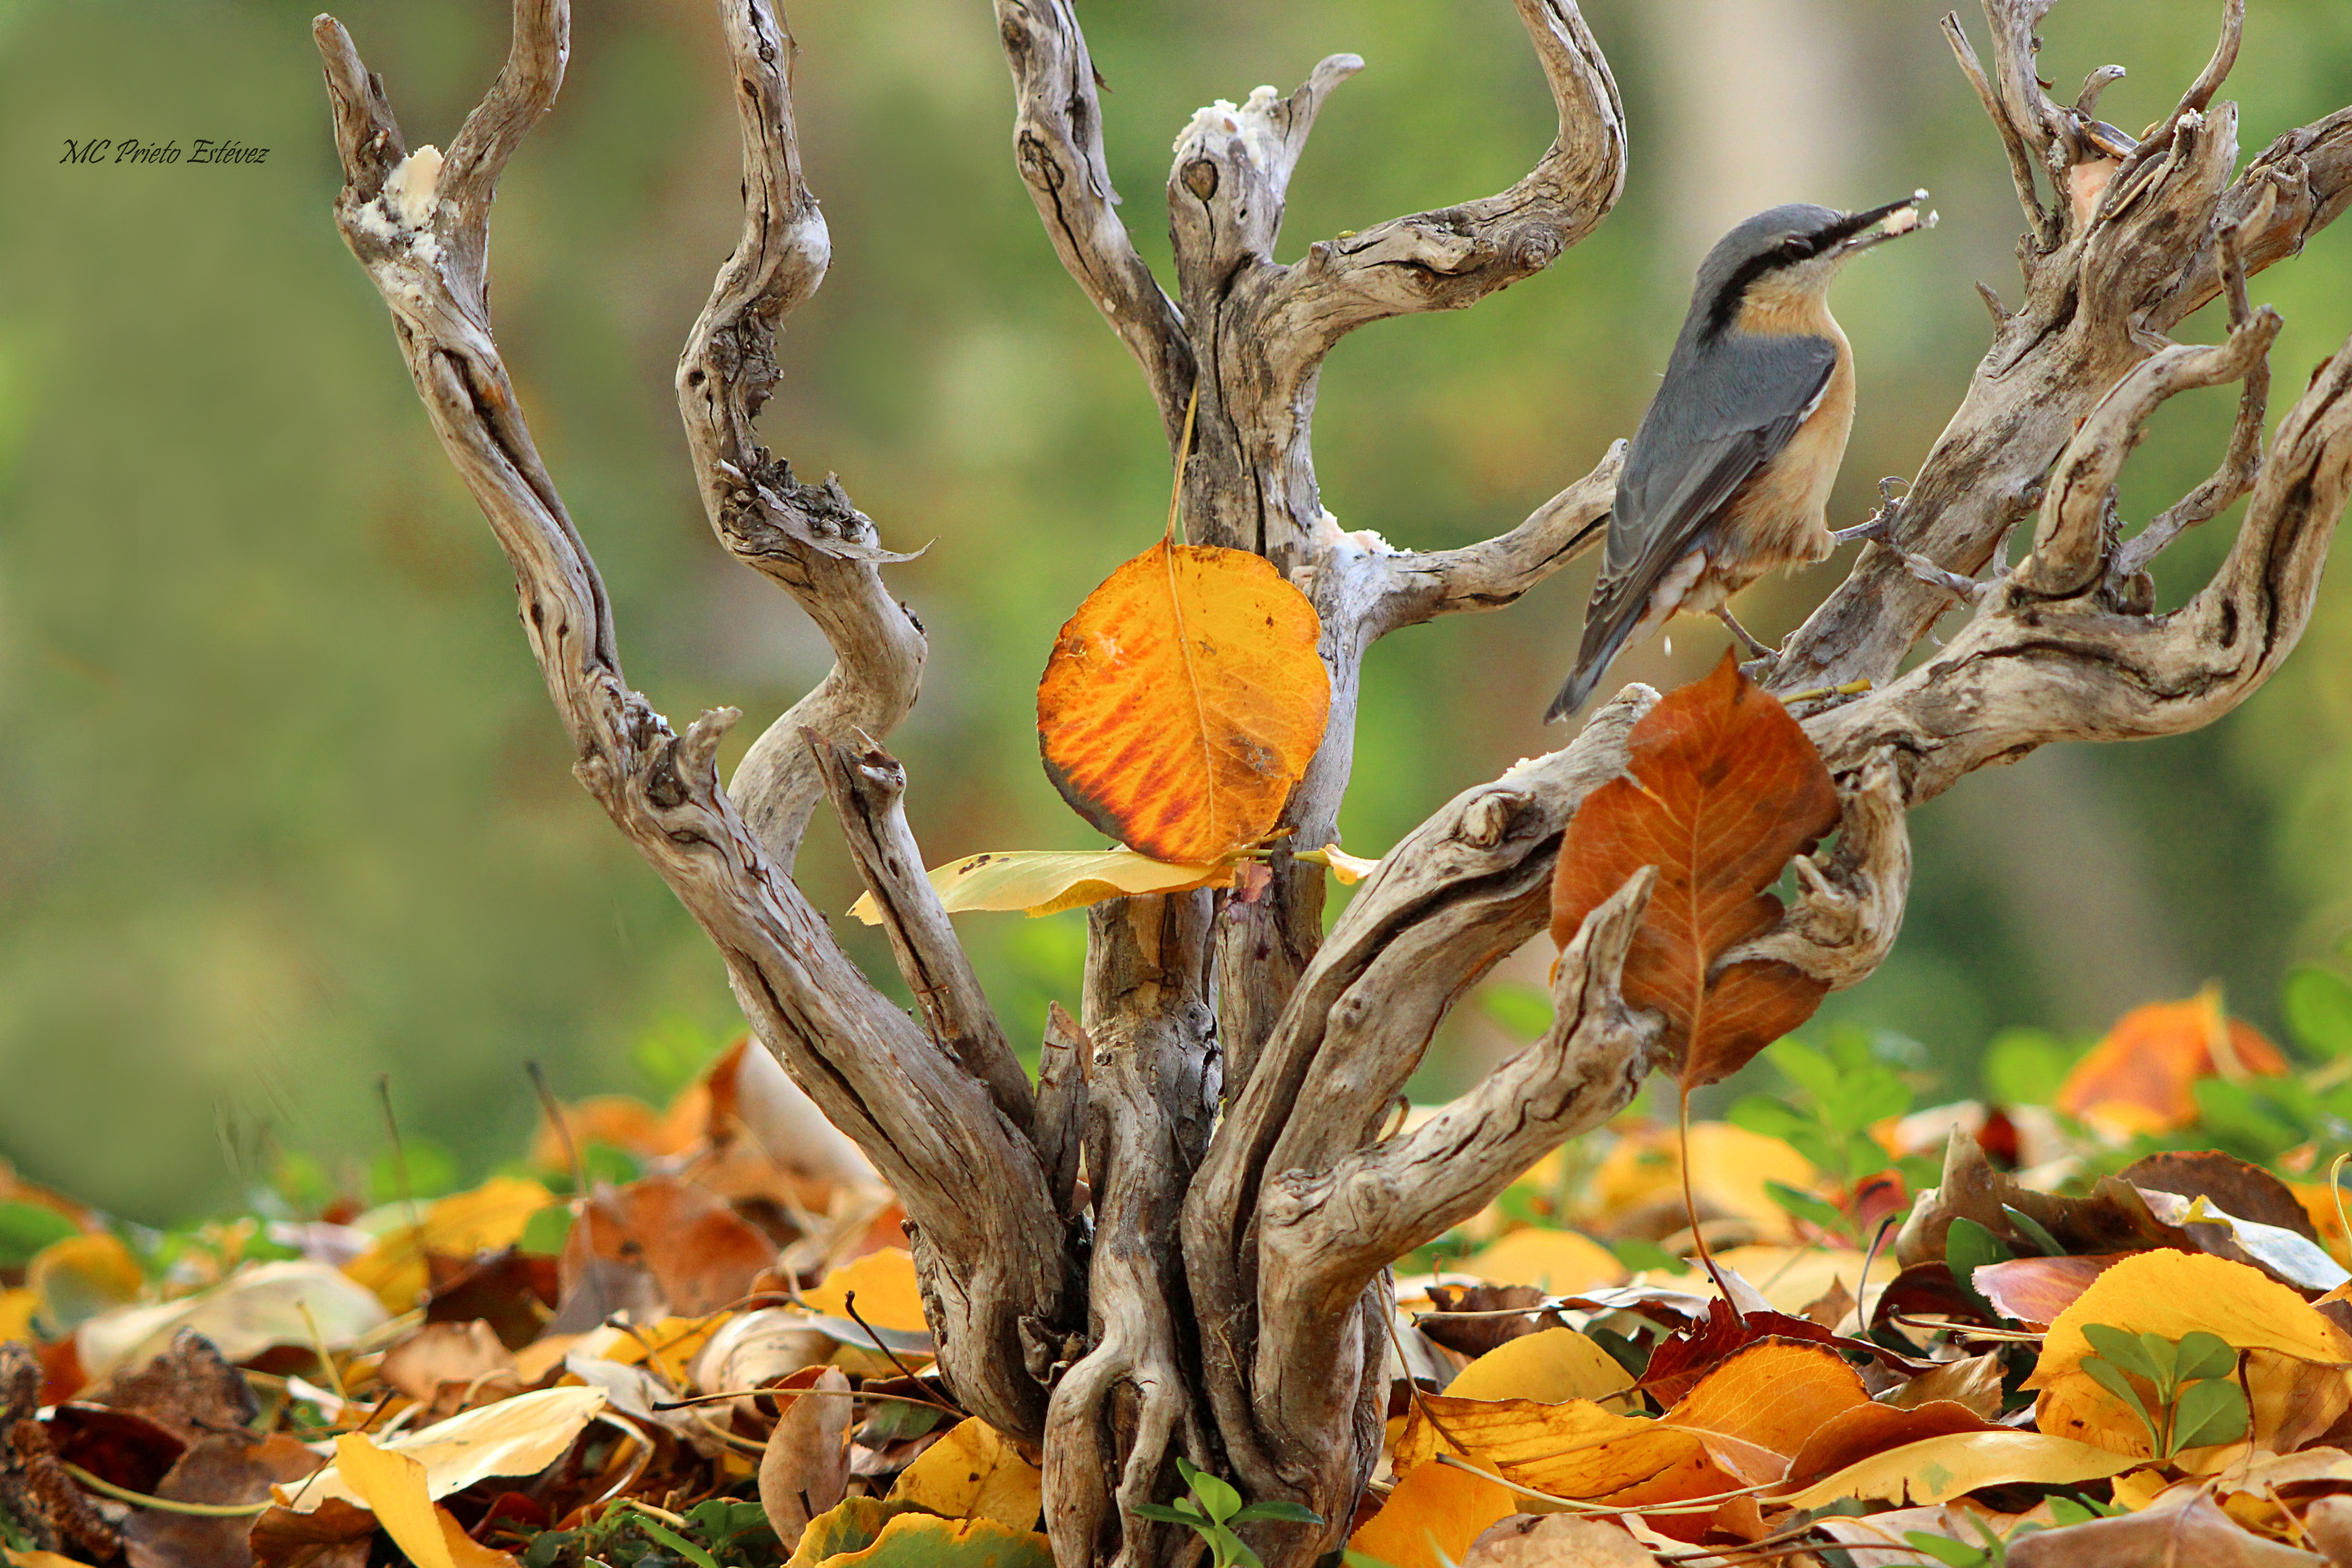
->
[[3, 0, 2350, 1222]]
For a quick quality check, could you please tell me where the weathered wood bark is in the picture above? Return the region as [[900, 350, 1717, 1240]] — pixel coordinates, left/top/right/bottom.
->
[[313, 0, 2352, 1563]]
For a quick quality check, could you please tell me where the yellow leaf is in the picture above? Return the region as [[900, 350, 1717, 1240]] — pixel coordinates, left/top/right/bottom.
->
[[1442, 1328, 1633, 1407], [1460, 1229, 1625, 1295], [1037, 538, 1329, 864], [888, 1417, 1043, 1528], [27, 1233, 144, 1333], [825, 1510, 1054, 1568], [291, 1386, 608, 1510], [344, 1177, 558, 1312], [1773, 1431, 2139, 1509], [1593, 1123, 1814, 1242], [1349, 1457, 1518, 1568], [0, 1287, 36, 1343], [76, 1260, 390, 1381], [848, 849, 1231, 925], [2028, 1250, 2352, 1394], [1394, 1396, 1691, 1493], [5, 1552, 102, 1568], [1314, 844, 1380, 885], [331, 1433, 519, 1568], [804, 1248, 928, 1334]]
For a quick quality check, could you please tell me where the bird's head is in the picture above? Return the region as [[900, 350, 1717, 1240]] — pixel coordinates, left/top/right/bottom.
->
[[1695, 193, 1936, 336]]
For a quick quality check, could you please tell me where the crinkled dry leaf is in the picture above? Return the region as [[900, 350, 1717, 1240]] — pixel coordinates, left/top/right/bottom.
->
[[2055, 985, 2289, 1134], [761, 1367, 852, 1549], [1037, 538, 1329, 863], [1461, 1513, 1658, 1568], [2006, 1489, 2324, 1567], [1549, 652, 1839, 1088], [568, 1174, 777, 1318], [1773, 1431, 2138, 1509], [887, 1417, 1041, 1529], [848, 849, 1231, 924]]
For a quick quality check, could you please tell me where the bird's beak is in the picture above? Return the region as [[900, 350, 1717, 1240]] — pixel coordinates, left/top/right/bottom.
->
[[1831, 190, 1938, 258]]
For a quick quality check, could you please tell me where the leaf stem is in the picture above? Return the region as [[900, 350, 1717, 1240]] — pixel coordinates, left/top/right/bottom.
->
[[1166, 385, 1201, 544], [57, 1461, 272, 1518]]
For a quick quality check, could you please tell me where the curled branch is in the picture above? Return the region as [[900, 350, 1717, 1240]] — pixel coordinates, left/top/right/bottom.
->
[[1715, 756, 1911, 993], [1376, 441, 1623, 631], [679, 0, 925, 870], [809, 735, 1034, 1135], [1266, 0, 1625, 347], [2017, 301, 2280, 599], [993, 0, 1194, 439], [1944, 10, 2054, 247], [317, 0, 1073, 1443]]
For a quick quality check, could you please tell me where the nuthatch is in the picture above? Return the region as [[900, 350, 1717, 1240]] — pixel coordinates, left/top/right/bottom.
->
[[1546, 193, 1935, 721]]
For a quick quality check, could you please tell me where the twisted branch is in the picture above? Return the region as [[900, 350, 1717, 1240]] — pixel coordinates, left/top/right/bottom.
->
[[315, 0, 1074, 1441]]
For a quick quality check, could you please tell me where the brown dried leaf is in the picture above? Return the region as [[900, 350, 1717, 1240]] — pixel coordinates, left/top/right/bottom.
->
[[2007, 1490, 2325, 1567], [1549, 652, 1838, 1088], [760, 1367, 851, 1551]]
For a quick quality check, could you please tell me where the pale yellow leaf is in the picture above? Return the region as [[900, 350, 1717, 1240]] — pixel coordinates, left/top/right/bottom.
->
[[76, 1260, 388, 1381], [1316, 844, 1380, 885], [291, 1386, 608, 1511], [1774, 1431, 2139, 1509], [889, 1416, 1044, 1529], [331, 1433, 519, 1568], [848, 850, 1230, 925]]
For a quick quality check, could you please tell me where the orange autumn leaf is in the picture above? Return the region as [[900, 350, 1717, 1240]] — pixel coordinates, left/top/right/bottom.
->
[[1549, 651, 1839, 1088], [2054, 983, 2288, 1132], [1037, 538, 1329, 863]]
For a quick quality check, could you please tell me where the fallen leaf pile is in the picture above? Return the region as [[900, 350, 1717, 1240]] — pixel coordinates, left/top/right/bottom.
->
[[10, 672, 2352, 1566]]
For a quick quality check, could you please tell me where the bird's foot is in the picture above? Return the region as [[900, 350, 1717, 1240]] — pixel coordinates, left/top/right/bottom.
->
[[1832, 476, 1911, 545], [1713, 606, 1781, 661]]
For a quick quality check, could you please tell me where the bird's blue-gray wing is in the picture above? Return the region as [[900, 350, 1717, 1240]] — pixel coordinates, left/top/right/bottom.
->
[[1546, 333, 1837, 721]]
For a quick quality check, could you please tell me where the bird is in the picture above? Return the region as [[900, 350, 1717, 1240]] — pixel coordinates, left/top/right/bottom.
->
[[1546, 193, 1935, 722]]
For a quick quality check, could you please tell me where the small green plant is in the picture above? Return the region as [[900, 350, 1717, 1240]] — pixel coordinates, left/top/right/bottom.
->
[[519, 1496, 782, 1568], [1901, 1496, 2122, 1565], [1729, 1029, 1939, 1241], [2079, 1326, 2249, 1458], [1129, 1458, 1322, 1568]]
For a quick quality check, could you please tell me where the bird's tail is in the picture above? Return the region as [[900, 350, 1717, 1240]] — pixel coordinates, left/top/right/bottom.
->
[[1544, 594, 1648, 724]]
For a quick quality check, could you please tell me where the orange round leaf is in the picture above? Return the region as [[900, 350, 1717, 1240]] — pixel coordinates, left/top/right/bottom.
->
[[1037, 539, 1329, 863]]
